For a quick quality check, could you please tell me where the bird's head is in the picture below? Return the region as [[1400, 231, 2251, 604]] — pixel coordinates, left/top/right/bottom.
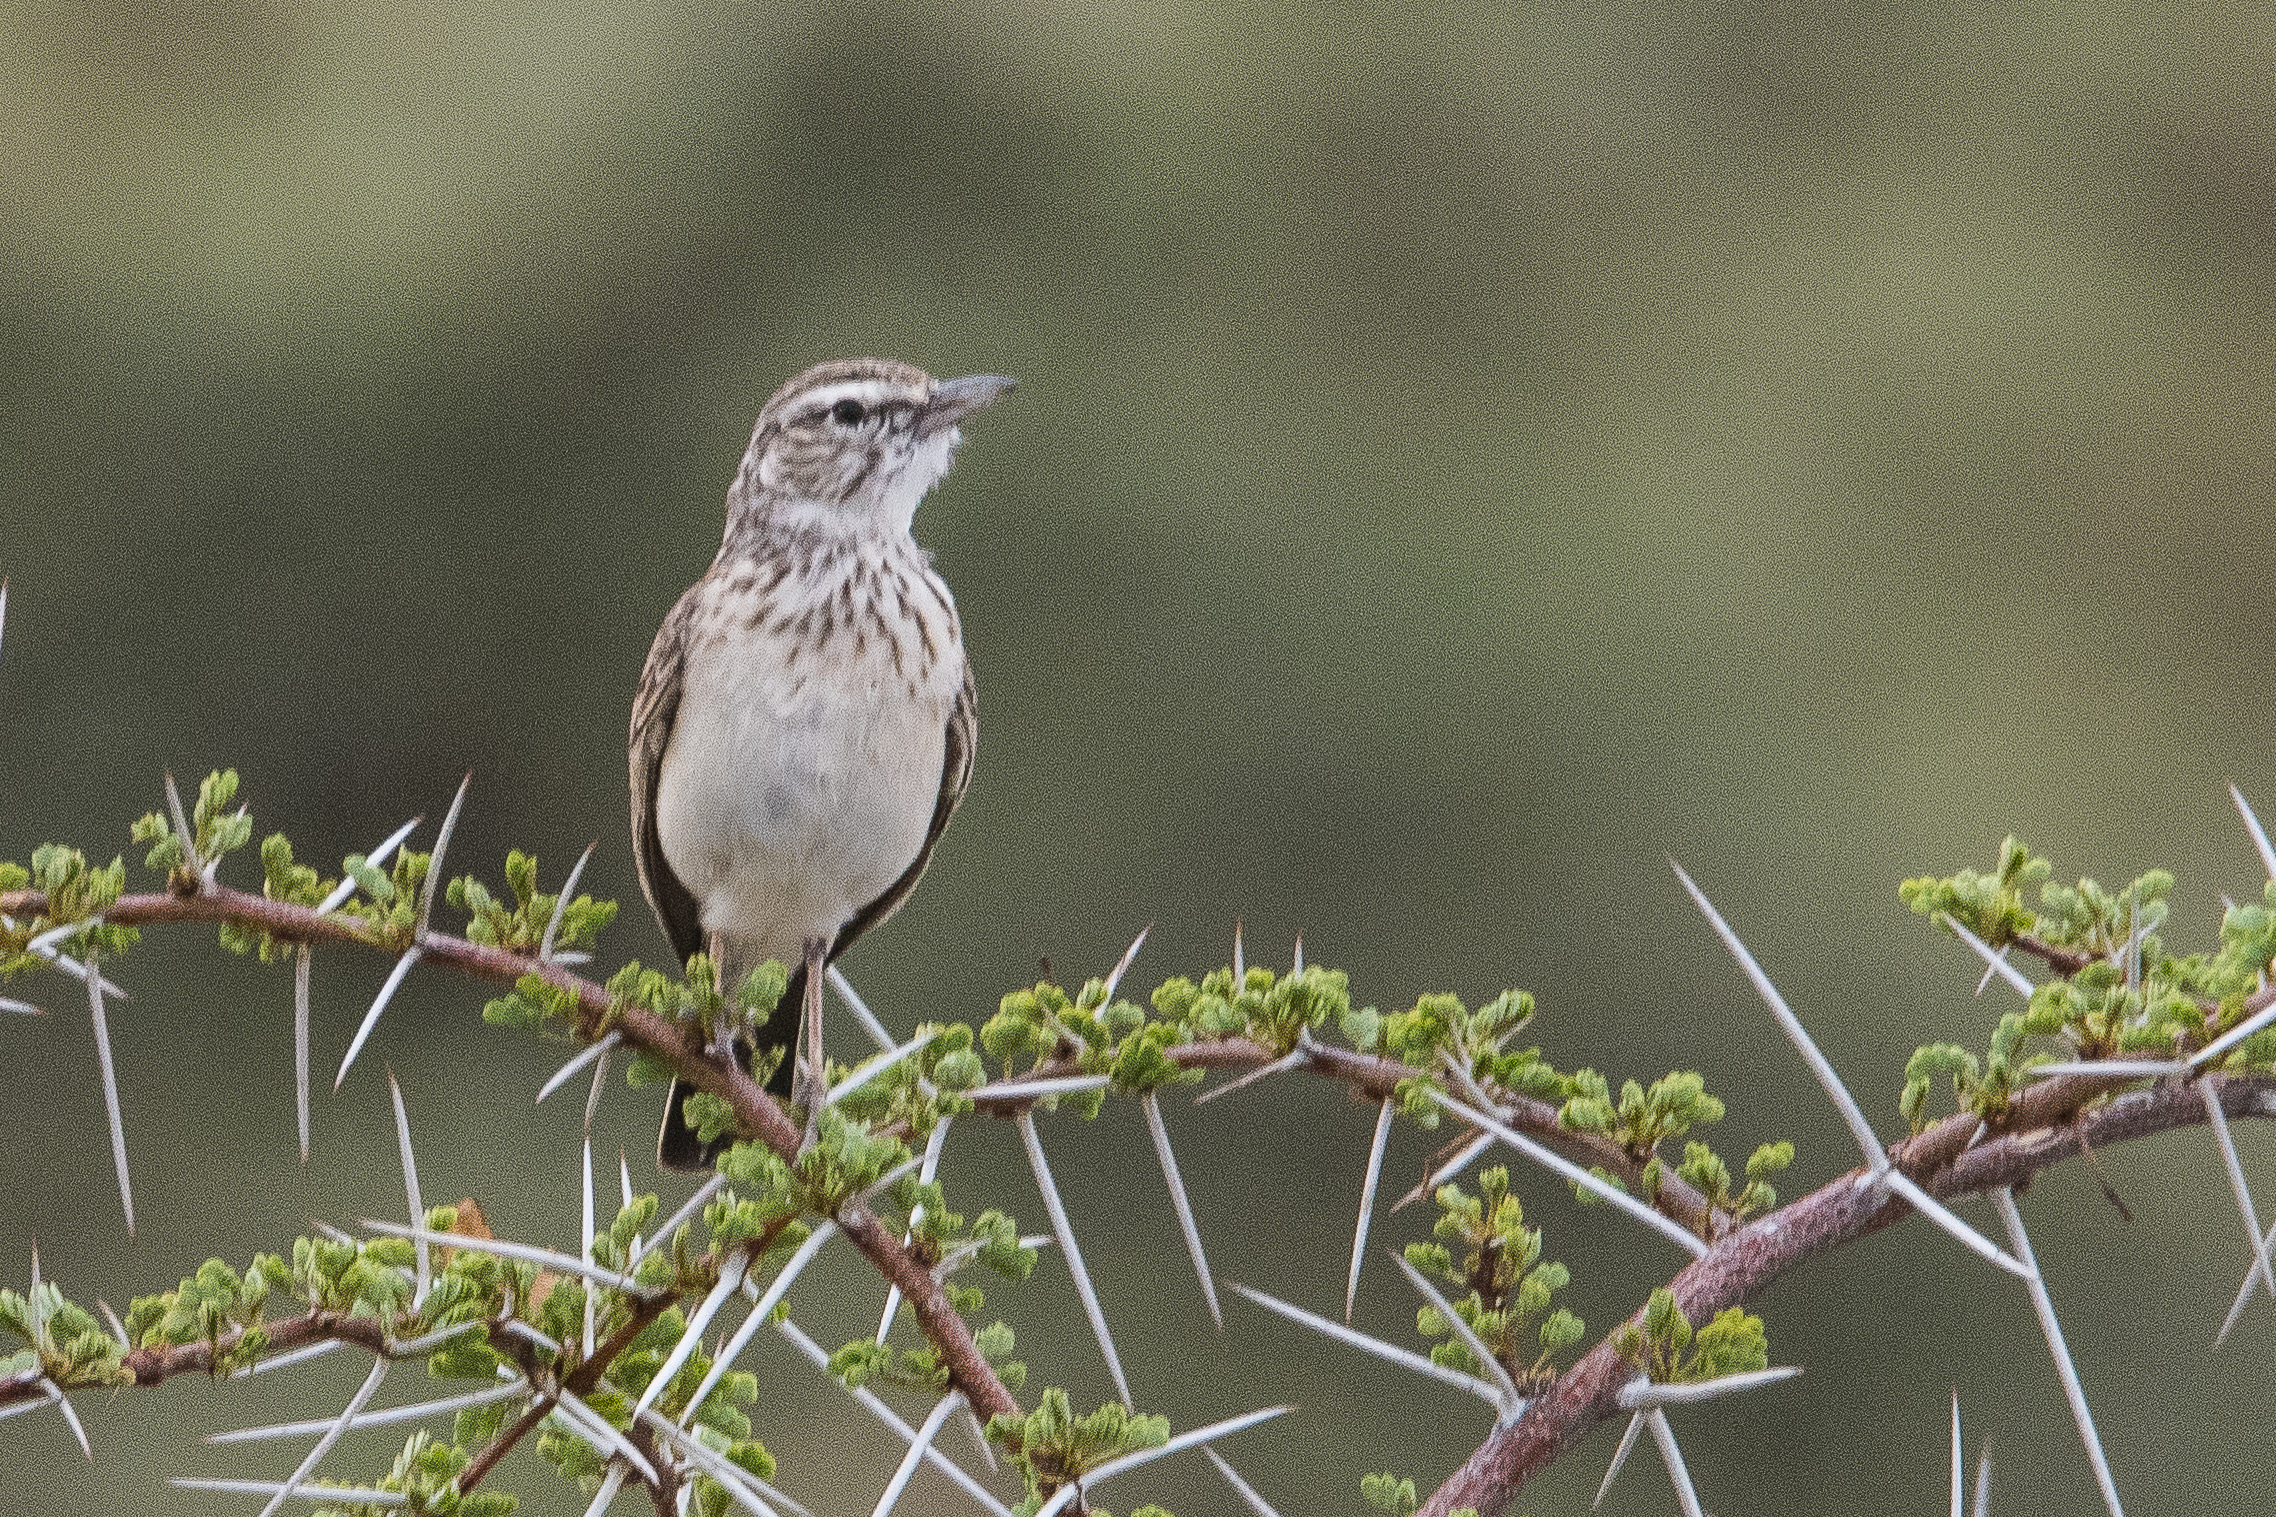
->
[[727, 358, 1015, 540]]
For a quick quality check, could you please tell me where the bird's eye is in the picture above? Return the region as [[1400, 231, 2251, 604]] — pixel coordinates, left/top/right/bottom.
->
[[830, 398, 867, 426]]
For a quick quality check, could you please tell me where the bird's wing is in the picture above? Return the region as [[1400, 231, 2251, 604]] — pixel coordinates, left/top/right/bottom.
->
[[629, 587, 707, 970], [830, 657, 978, 959]]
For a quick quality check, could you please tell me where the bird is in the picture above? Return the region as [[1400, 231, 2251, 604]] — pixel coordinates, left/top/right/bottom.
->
[[629, 357, 1011, 1169]]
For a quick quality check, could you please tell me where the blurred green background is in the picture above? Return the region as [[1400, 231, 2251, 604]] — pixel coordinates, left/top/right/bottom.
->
[[4, 2, 2274, 1512]]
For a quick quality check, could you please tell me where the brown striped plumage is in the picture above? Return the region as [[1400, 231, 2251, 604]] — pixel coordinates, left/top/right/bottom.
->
[[631, 359, 1009, 1169]]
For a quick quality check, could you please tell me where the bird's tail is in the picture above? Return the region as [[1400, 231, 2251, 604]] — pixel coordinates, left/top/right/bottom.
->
[[656, 963, 803, 1171]]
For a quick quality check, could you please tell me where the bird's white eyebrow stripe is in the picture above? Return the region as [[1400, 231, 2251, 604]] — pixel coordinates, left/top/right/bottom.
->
[[795, 379, 916, 419]]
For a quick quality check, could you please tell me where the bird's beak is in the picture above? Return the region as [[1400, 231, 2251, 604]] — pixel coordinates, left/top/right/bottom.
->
[[921, 373, 1017, 434]]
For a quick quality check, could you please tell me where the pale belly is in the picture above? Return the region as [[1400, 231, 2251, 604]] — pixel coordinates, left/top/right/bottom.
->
[[655, 628, 956, 966]]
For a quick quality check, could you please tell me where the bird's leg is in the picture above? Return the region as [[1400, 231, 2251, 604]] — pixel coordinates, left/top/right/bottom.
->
[[707, 930, 731, 1055], [797, 934, 830, 1150]]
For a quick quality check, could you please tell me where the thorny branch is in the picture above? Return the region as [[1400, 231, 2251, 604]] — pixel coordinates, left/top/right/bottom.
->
[[0, 881, 1722, 1431], [1421, 1068, 2276, 1517], [0, 879, 1026, 1430], [9, 876, 2275, 1517]]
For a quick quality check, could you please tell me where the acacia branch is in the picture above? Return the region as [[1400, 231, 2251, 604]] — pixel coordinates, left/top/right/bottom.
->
[[1417, 1071, 2276, 1517], [0, 882, 1024, 1425], [12, 880, 2268, 1517], [1168, 1037, 1726, 1236]]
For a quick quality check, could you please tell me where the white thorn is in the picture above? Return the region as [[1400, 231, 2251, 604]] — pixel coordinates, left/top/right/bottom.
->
[[17, 931, 128, 1000], [879, 1120, 954, 1342], [385, 1320, 488, 1356], [678, 1228, 851, 1428], [416, 772, 472, 937], [1393, 1130, 1493, 1213], [84, 953, 133, 1234], [855, 1153, 923, 1212], [582, 1135, 598, 1358], [1429, 1088, 1709, 1258], [1615, 1365, 1803, 1408], [827, 1029, 941, 1107], [502, 1319, 564, 1357], [1991, 1187, 2125, 1517], [163, 771, 204, 879], [1973, 1446, 1994, 1517], [1205, 1448, 1287, 1517], [1142, 1092, 1223, 1329], [1231, 1281, 1504, 1407], [630, 1174, 724, 1268], [1018, 1110, 1132, 1404], [585, 1040, 611, 1131], [633, 1251, 751, 1420], [1232, 918, 1245, 979], [336, 947, 421, 1090], [0, 1387, 61, 1426], [2027, 1060, 2186, 1079], [1878, 1169, 2036, 1280], [1394, 1252, 1524, 1419], [0, 996, 46, 1016], [970, 1073, 1115, 1104], [554, 1385, 659, 1485], [2215, 1209, 2276, 1348], [827, 965, 897, 1052], [963, 1404, 1000, 1473], [47, 1381, 90, 1460], [209, 1382, 525, 1443], [387, 1070, 428, 1306], [638, 1411, 794, 1517], [229, 1340, 345, 1378], [2233, 783, 2276, 884], [1347, 1100, 1395, 1323], [25, 920, 85, 960], [1194, 1042, 1311, 1105], [1941, 914, 2035, 1000], [2202, 1080, 2276, 1307], [1674, 861, 1888, 1172], [1951, 1390, 1965, 1517], [1594, 1412, 1645, 1508], [1646, 1407, 1706, 1517], [95, 1299, 128, 1349], [172, 1479, 408, 1507], [1291, 931, 1304, 976], [776, 1317, 1016, 1517], [680, 1222, 839, 1424], [581, 1462, 630, 1517], [1031, 1406, 1291, 1517], [1102, 923, 1151, 1003], [2121, 887, 2142, 993], [541, 841, 598, 962], [539, 1031, 624, 1104], [316, 817, 422, 917], [359, 1221, 646, 1294], [258, 1357, 389, 1517], [294, 945, 313, 1161], [2193, 998, 2276, 1070], [869, 1391, 964, 1517], [931, 1229, 1053, 1282]]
